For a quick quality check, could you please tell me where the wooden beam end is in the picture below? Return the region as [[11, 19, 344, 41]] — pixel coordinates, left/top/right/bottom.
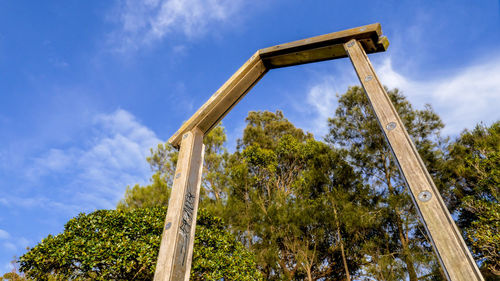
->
[[378, 36, 390, 51]]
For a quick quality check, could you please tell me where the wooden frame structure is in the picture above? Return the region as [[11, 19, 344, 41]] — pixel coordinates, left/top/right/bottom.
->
[[154, 23, 484, 281]]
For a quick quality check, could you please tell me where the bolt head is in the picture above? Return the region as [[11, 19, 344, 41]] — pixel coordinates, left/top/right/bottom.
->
[[418, 191, 432, 202], [386, 122, 397, 131]]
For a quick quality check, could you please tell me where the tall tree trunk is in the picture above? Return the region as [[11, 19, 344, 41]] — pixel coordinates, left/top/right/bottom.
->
[[333, 203, 351, 281], [397, 216, 418, 281], [278, 259, 293, 280], [306, 265, 313, 281], [384, 161, 418, 281]]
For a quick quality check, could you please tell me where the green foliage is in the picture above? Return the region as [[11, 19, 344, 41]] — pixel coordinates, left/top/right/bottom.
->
[[237, 110, 312, 150], [200, 125, 230, 207], [117, 142, 177, 210], [446, 122, 500, 277], [14, 83, 499, 281], [326, 86, 446, 281], [19, 207, 262, 281], [117, 173, 171, 210], [224, 110, 370, 280], [117, 125, 228, 211], [0, 272, 28, 281], [191, 213, 262, 281]]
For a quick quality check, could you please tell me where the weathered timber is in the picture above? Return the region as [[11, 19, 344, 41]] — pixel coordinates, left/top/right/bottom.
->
[[260, 23, 388, 68], [169, 23, 388, 147], [344, 38, 484, 281], [168, 53, 267, 147], [154, 128, 205, 281], [160, 24, 483, 281]]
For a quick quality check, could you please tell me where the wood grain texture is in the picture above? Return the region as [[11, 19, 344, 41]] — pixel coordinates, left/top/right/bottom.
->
[[154, 128, 205, 281], [344, 39, 483, 281], [168, 52, 267, 147], [183, 142, 205, 281], [169, 24, 389, 147], [260, 23, 388, 68]]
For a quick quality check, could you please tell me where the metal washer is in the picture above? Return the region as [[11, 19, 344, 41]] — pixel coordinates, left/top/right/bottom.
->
[[418, 191, 432, 202]]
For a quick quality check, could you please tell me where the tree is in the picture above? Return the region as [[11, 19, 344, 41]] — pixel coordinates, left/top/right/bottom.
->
[[225, 110, 370, 280], [446, 121, 499, 278], [19, 207, 262, 281], [0, 273, 27, 281], [117, 141, 177, 210], [225, 111, 316, 280], [326, 86, 447, 281], [117, 172, 172, 210], [299, 138, 377, 281], [117, 125, 228, 211]]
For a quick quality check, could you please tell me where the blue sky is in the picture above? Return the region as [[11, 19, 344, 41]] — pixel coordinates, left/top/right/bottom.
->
[[1, 0, 499, 272]]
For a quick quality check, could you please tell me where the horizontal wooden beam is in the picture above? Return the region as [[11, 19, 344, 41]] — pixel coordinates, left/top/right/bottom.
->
[[260, 23, 388, 68], [169, 23, 388, 147]]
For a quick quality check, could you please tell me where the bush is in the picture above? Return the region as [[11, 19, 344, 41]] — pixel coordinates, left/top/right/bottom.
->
[[19, 207, 262, 281]]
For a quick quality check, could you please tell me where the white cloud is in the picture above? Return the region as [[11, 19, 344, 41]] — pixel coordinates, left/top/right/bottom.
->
[[303, 55, 500, 138], [304, 78, 341, 138], [377, 56, 500, 135], [297, 61, 359, 138], [19, 109, 162, 211], [0, 196, 81, 214], [111, 0, 245, 50], [0, 229, 10, 239], [0, 235, 30, 253], [32, 149, 72, 174], [2, 242, 16, 251]]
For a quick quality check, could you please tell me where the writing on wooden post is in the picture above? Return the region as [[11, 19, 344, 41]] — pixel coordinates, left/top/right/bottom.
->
[[159, 24, 483, 281], [154, 128, 205, 281]]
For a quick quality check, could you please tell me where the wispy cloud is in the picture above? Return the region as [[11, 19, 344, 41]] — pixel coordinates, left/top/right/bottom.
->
[[303, 55, 500, 138], [7, 109, 161, 212], [303, 77, 342, 138], [291, 61, 359, 139], [2, 242, 16, 251], [377, 56, 500, 135], [1, 231, 30, 255], [110, 0, 246, 50], [0, 229, 10, 240]]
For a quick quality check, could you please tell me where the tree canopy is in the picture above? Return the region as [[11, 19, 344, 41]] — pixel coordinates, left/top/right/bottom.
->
[[14, 86, 499, 281], [326, 86, 447, 281], [19, 207, 262, 281], [446, 121, 500, 277]]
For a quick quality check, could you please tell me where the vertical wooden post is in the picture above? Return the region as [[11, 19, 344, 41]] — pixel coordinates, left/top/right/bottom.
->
[[154, 128, 205, 281], [344, 39, 483, 281]]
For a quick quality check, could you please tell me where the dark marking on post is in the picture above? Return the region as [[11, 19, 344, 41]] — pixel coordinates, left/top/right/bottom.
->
[[178, 190, 197, 266]]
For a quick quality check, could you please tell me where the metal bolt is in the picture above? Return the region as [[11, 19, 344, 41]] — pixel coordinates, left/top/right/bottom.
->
[[165, 222, 172, 230], [386, 122, 397, 131], [176, 173, 181, 179], [347, 41, 355, 47], [365, 75, 373, 82], [418, 191, 432, 202]]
